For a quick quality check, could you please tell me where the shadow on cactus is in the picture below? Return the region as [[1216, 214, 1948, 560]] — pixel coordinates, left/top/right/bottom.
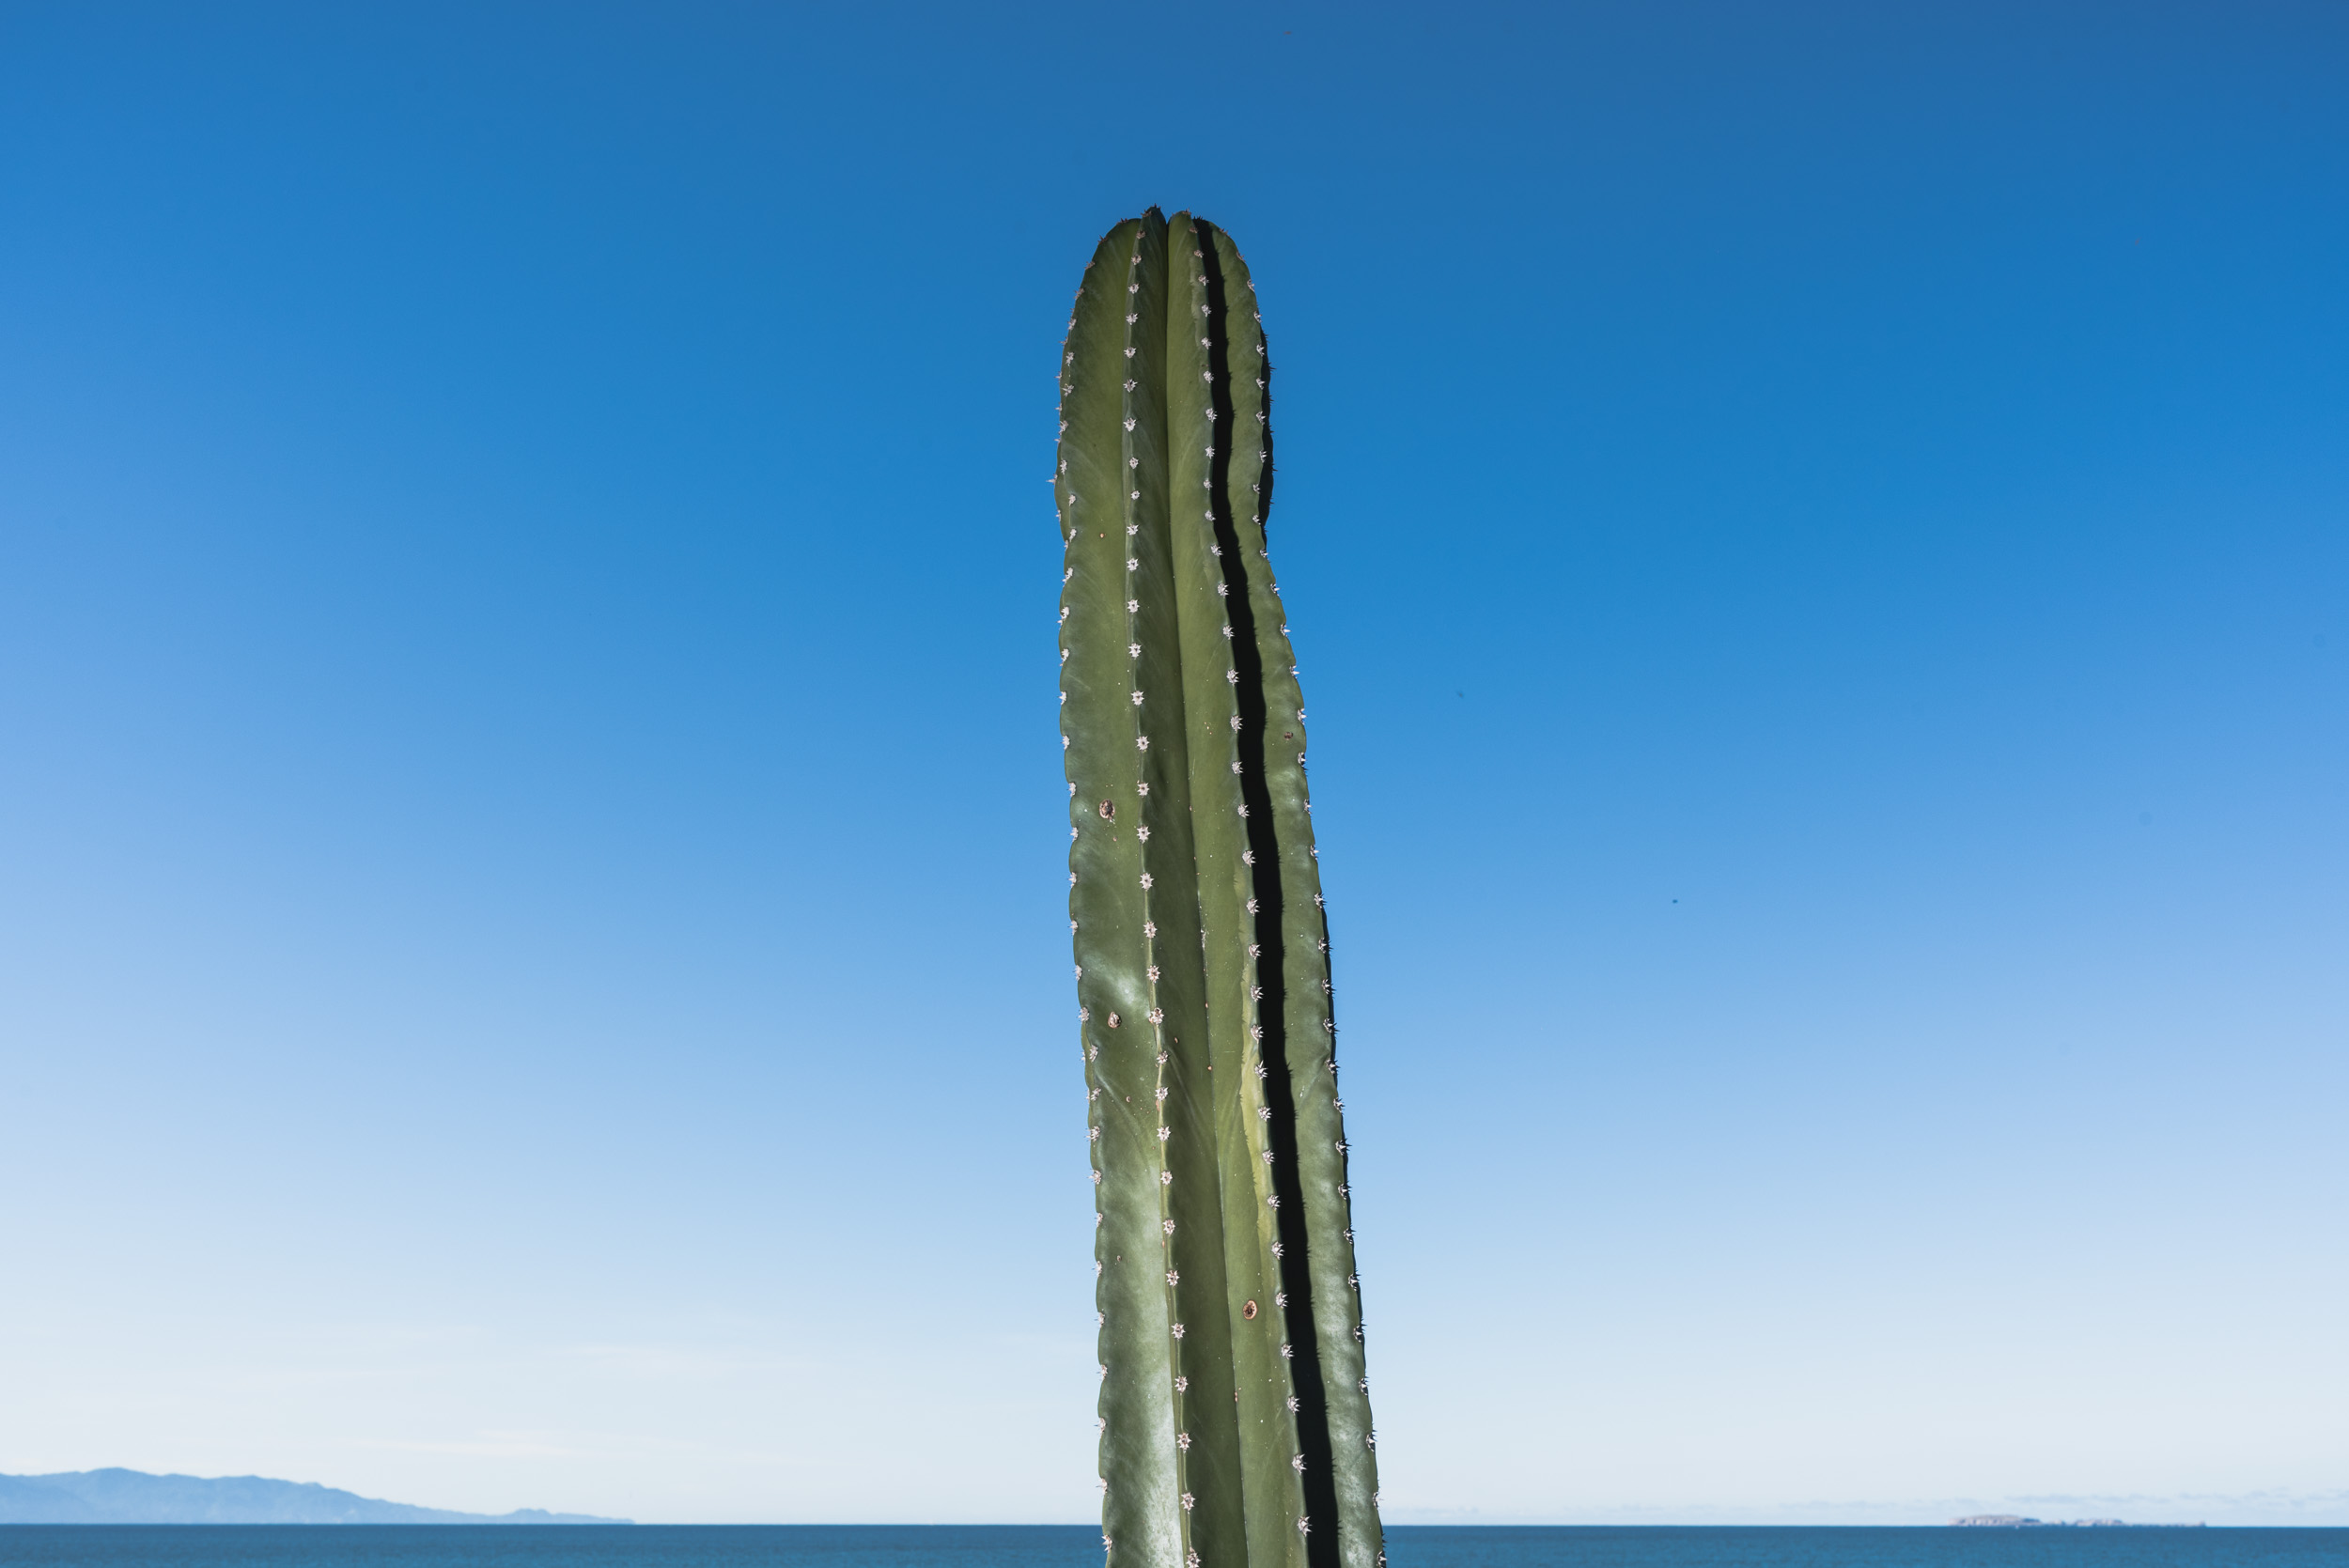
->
[[1058, 208, 1380, 1568]]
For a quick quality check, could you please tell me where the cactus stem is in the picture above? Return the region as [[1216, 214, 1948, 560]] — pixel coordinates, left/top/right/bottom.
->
[[1062, 210, 1377, 1568]]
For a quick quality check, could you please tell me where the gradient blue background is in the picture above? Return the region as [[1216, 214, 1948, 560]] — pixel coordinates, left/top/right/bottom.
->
[[1, 0, 2342, 1529]]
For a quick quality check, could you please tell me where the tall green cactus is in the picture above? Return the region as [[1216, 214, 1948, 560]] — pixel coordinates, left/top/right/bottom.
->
[[1058, 209, 1379, 1568]]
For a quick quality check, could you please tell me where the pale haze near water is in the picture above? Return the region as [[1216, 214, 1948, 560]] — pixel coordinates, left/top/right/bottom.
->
[[2, 0, 2344, 1529]]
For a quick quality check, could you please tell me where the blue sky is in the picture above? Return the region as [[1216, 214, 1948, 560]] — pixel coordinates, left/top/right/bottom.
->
[[1, 0, 2343, 1527]]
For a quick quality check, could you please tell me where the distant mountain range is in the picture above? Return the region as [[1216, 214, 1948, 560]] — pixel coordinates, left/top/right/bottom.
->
[[0, 1469, 629, 1525], [1950, 1515, 2203, 1529]]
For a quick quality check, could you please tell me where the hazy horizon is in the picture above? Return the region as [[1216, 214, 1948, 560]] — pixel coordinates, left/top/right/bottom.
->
[[3, 0, 2342, 1530], [7, 1466, 2341, 1527]]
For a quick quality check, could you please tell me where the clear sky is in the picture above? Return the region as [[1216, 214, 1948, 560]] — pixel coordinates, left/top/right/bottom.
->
[[1, 0, 2343, 1529]]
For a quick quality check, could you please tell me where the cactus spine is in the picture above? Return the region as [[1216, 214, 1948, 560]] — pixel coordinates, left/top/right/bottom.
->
[[1059, 209, 1379, 1568]]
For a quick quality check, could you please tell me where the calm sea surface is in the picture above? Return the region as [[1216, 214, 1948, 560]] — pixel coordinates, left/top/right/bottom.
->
[[0, 1529, 2342, 1568]]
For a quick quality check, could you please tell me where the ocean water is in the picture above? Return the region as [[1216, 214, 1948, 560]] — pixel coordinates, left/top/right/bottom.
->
[[0, 1529, 2342, 1568]]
